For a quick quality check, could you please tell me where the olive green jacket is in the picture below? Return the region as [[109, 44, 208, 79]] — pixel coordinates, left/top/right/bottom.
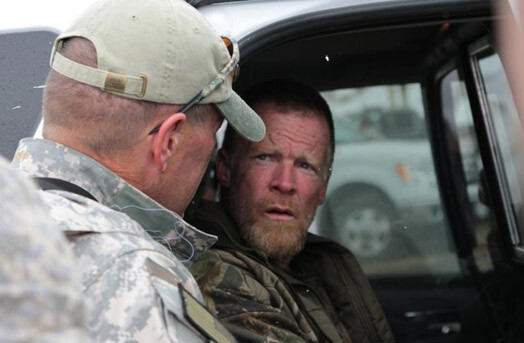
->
[[189, 200, 395, 343]]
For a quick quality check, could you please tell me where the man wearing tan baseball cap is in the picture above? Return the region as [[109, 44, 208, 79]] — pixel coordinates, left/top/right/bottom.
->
[[11, 0, 264, 341]]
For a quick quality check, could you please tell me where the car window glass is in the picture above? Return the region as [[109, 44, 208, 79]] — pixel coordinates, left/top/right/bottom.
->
[[440, 68, 493, 271], [475, 51, 524, 247], [310, 83, 461, 277]]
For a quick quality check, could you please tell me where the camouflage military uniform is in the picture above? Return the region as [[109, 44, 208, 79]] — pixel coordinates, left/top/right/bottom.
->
[[0, 155, 89, 342], [11, 138, 229, 343], [189, 200, 395, 343]]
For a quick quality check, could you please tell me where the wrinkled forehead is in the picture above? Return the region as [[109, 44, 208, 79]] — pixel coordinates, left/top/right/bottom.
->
[[235, 107, 331, 160], [261, 103, 330, 142]]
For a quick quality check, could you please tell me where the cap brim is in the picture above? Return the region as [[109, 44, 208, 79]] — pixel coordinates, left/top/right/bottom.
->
[[215, 91, 265, 142]]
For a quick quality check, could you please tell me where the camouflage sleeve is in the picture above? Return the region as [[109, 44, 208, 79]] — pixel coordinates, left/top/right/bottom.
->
[[83, 250, 210, 343], [191, 249, 315, 343], [0, 157, 90, 342]]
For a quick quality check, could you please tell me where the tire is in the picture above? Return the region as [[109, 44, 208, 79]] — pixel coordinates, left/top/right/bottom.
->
[[320, 185, 397, 258]]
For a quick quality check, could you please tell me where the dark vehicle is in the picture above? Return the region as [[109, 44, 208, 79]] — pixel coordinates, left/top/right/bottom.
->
[[2, 0, 524, 342]]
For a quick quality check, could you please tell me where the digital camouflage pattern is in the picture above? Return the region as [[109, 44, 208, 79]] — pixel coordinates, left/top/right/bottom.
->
[[0, 156, 90, 342], [11, 138, 220, 343], [189, 200, 395, 343]]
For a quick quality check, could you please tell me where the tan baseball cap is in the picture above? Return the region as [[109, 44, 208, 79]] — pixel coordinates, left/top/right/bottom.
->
[[49, 0, 265, 142]]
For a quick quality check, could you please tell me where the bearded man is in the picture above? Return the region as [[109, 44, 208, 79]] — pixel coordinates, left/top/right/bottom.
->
[[189, 80, 395, 343]]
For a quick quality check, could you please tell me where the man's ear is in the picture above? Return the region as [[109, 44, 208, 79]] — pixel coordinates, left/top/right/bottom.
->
[[152, 113, 186, 172], [216, 148, 232, 188]]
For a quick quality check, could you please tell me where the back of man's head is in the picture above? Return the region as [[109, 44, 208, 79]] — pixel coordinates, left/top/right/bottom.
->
[[43, 38, 184, 153], [43, 0, 265, 156], [222, 79, 335, 167]]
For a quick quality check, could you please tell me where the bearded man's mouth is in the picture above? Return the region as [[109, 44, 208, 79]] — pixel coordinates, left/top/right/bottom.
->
[[264, 206, 295, 220]]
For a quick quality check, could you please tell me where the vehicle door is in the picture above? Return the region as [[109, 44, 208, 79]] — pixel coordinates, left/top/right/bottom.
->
[[197, 0, 524, 342]]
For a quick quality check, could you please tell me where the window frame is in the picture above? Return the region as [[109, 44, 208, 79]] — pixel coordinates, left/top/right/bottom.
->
[[467, 37, 524, 260], [424, 57, 478, 262]]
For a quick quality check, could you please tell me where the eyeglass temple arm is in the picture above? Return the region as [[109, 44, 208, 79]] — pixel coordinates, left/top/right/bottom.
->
[[147, 92, 205, 135]]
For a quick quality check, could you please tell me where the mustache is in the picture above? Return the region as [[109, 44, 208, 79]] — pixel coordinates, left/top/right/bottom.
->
[[254, 198, 301, 217]]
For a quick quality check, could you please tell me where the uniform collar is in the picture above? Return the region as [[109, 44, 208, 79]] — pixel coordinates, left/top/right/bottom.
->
[[12, 138, 217, 260]]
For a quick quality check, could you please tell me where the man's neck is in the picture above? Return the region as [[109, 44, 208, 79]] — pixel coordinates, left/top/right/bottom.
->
[[45, 132, 147, 190]]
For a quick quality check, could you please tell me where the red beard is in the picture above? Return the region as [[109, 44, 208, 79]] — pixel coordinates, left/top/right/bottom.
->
[[229, 197, 313, 265]]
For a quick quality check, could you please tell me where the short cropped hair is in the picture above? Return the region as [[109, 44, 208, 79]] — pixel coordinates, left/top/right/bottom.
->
[[222, 79, 335, 167], [43, 37, 214, 154]]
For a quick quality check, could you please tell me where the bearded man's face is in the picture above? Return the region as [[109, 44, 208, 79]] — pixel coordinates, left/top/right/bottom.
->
[[218, 103, 330, 266]]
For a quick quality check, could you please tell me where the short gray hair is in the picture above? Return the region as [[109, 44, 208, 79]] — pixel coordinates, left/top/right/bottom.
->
[[43, 37, 214, 154]]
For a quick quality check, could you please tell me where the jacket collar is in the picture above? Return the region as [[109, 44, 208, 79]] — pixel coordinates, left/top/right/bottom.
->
[[187, 200, 265, 256], [188, 200, 348, 263]]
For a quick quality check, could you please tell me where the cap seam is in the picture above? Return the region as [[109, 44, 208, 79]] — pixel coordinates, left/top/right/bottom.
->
[[160, 0, 177, 103]]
